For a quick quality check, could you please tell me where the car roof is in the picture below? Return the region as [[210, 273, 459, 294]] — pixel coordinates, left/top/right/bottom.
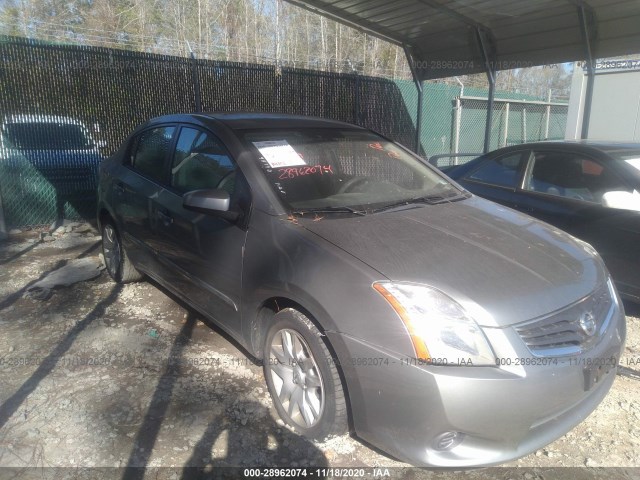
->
[[493, 140, 640, 155], [448, 140, 640, 181], [145, 113, 365, 131]]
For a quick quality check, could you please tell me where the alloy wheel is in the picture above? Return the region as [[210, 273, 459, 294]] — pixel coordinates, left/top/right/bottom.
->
[[268, 328, 325, 428], [102, 224, 121, 278]]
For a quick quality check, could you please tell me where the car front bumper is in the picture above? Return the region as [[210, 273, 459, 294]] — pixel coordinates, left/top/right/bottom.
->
[[326, 299, 625, 467]]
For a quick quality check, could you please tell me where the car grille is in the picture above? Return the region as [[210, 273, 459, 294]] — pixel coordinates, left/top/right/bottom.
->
[[514, 282, 614, 357]]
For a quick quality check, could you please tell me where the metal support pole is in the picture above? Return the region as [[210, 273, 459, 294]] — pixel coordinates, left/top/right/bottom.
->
[[544, 89, 552, 140], [502, 102, 510, 147], [403, 45, 423, 154], [476, 28, 496, 153], [354, 72, 361, 125], [452, 97, 461, 159], [522, 107, 527, 143], [544, 104, 551, 139], [187, 42, 202, 113], [191, 52, 202, 113], [415, 84, 423, 154], [578, 4, 595, 139], [484, 79, 495, 153]]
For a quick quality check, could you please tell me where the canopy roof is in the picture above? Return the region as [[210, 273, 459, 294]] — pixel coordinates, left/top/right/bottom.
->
[[285, 0, 640, 80]]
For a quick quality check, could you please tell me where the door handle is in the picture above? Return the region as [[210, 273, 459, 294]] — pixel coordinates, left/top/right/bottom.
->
[[157, 210, 173, 225]]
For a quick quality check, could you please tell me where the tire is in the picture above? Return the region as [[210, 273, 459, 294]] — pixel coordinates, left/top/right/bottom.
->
[[101, 220, 142, 283], [263, 308, 348, 441]]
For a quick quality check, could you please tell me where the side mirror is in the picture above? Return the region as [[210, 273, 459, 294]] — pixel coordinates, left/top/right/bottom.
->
[[602, 190, 640, 212], [183, 189, 239, 221]]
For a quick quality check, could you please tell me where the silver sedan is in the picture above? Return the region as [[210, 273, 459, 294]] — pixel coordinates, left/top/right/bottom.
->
[[97, 113, 625, 467]]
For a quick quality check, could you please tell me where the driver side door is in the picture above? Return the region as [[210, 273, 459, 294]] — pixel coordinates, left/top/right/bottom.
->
[[152, 126, 250, 335]]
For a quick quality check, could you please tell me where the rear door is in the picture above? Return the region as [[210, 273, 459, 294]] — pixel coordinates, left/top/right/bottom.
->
[[151, 125, 250, 335], [114, 125, 176, 273]]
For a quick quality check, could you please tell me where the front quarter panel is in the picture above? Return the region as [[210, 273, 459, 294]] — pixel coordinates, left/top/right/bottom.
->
[[240, 210, 415, 360]]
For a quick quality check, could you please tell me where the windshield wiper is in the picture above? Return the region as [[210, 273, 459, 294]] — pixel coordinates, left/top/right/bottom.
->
[[291, 206, 367, 216], [371, 191, 467, 213], [420, 193, 465, 204]]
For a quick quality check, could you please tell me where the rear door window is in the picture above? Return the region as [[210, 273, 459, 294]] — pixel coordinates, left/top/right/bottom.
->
[[466, 151, 527, 188], [130, 126, 176, 183]]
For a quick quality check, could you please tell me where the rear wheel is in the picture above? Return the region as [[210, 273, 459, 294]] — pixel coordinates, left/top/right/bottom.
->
[[263, 308, 348, 440], [101, 221, 142, 283]]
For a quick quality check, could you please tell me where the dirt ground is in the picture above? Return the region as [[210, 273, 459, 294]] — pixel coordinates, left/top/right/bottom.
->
[[0, 225, 639, 480]]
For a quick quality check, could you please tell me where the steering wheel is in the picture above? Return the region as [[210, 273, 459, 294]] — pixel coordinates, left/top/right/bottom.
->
[[338, 177, 370, 194]]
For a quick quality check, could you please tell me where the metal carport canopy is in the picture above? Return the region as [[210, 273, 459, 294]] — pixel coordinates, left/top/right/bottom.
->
[[284, 0, 640, 80]]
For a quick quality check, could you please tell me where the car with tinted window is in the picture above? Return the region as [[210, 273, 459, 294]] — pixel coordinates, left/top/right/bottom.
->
[[97, 114, 625, 467], [445, 142, 640, 303]]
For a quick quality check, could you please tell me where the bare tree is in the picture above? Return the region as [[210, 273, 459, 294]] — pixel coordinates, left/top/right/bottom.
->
[[0, 0, 572, 97]]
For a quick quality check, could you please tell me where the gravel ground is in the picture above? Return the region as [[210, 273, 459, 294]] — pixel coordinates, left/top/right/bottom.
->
[[0, 226, 639, 480]]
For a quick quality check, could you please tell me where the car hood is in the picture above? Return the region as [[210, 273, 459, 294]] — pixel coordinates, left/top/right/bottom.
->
[[301, 196, 606, 327]]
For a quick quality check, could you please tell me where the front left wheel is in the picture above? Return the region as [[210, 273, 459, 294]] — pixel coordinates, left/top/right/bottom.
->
[[263, 308, 348, 441]]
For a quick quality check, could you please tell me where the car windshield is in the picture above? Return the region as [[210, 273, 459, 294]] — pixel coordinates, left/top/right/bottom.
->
[[623, 157, 640, 172], [2, 122, 94, 150], [241, 128, 463, 212], [609, 151, 640, 176]]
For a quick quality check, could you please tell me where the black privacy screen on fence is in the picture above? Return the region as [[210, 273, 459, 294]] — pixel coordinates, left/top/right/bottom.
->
[[0, 36, 418, 229]]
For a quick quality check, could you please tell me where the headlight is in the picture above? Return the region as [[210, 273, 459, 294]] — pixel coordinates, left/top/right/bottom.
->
[[373, 282, 495, 366]]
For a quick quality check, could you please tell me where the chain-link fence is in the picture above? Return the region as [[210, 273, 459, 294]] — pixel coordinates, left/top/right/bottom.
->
[[0, 145, 99, 227], [0, 35, 568, 230], [421, 86, 569, 168], [453, 97, 568, 155]]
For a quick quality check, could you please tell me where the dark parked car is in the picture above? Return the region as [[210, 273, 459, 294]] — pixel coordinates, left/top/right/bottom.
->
[[0, 114, 105, 221], [0, 115, 104, 183], [444, 142, 640, 303], [97, 114, 625, 467]]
